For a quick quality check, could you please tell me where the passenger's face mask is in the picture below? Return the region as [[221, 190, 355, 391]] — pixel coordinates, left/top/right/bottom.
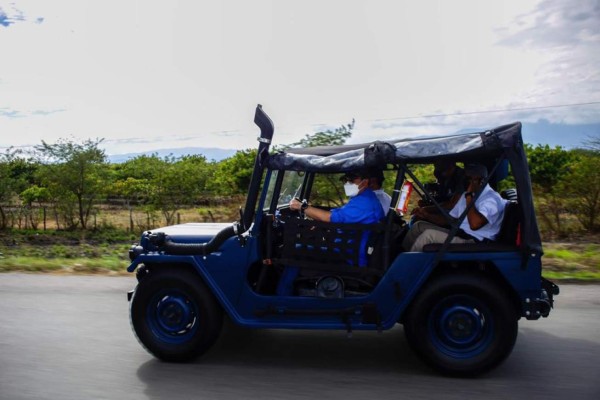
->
[[344, 182, 360, 197]]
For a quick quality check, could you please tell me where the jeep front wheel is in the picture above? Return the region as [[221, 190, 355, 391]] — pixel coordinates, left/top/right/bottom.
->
[[403, 273, 518, 376], [130, 268, 223, 362]]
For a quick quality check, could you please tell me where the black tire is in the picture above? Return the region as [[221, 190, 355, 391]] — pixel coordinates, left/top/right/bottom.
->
[[130, 267, 223, 362], [403, 273, 518, 376]]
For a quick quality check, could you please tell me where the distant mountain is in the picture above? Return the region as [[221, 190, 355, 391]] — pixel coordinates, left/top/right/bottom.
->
[[105, 121, 599, 163], [521, 121, 599, 148], [107, 147, 237, 163], [452, 121, 599, 149]]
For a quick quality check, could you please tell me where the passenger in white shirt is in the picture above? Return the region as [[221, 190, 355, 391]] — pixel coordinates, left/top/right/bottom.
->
[[368, 168, 392, 216], [402, 163, 508, 252]]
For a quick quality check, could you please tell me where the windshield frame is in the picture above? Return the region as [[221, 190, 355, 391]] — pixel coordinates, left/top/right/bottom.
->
[[263, 169, 308, 213]]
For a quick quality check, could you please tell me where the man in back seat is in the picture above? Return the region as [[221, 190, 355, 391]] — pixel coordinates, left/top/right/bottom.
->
[[402, 163, 508, 252]]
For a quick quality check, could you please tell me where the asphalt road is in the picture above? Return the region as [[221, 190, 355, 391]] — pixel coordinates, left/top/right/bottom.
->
[[0, 273, 598, 400]]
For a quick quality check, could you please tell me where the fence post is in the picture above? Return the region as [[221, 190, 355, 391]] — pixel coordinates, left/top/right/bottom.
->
[[129, 208, 134, 233]]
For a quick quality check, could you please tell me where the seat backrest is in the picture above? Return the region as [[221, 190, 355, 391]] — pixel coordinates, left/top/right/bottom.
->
[[500, 188, 518, 201], [495, 201, 521, 246], [367, 221, 406, 270]]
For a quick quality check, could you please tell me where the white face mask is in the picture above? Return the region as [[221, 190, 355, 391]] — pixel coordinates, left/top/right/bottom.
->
[[344, 182, 360, 197]]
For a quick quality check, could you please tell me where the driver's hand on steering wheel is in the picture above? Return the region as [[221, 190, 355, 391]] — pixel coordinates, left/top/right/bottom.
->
[[289, 198, 302, 211]]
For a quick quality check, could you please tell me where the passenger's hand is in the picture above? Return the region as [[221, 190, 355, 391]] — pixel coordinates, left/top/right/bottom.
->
[[413, 207, 428, 219], [467, 177, 483, 194]]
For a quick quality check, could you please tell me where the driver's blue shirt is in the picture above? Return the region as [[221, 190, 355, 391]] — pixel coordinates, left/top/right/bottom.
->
[[331, 188, 385, 266], [331, 188, 384, 224]]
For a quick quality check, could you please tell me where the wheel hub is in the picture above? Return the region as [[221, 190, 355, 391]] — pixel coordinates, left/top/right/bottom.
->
[[439, 305, 483, 346], [156, 295, 193, 333], [146, 290, 200, 342], [427, 294, 495, 359]]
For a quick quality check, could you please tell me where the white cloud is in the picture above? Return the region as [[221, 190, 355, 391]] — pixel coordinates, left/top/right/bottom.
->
[[0, 0, 598, 155], [493, 0, 600, 124]]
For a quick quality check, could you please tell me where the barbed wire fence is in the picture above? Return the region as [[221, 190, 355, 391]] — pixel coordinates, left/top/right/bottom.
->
[[0, 196, 243, 233]]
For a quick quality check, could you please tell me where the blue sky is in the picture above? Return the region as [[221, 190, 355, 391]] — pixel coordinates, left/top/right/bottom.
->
[[1, 0, 599, 156]]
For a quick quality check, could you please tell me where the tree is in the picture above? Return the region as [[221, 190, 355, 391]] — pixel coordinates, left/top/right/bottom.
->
[[281, 121, 356, 206], [525, 144, 576, 237], [19, 185, 50, 230], [281, 119, 355, 150], [113, 153, 165, 182], [108, 177, 154, 231], [110, 154, 165, 229], [0, 149, 19, 229], [583, 135, 600, 152], [526, 144, 574, 189], [210, 149, 257, 195], [153, 155, 212, 225], [0, 148, 38, 229], [34, 138, 110, 230], [567, 151, 600, 232], [173, 155, 213, 202], [114, 154, 214, 226]]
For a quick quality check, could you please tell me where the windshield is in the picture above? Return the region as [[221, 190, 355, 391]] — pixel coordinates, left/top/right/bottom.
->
[[264, 170, 305, 210]]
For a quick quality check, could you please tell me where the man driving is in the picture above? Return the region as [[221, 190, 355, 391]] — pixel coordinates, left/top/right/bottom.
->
[[278, 169, 384, 295]]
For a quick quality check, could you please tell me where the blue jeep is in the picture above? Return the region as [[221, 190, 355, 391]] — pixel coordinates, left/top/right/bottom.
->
[[127, 105, 558, 375]]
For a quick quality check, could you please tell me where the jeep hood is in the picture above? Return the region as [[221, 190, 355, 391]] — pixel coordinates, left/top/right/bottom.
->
[[148, 223, 232, 244]]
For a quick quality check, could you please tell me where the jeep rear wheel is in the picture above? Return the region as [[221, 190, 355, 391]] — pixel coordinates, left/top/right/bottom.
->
[[403, 273, 518, 376], [130, 268, 223, 362]]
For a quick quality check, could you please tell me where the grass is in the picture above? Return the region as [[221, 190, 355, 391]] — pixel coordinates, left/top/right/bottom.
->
[[0, 229, 598, 281], [0, 229, 133, 275], [0, 255, 128, 274], [541, 242, 600, 281], [0, 205, 240, 275]]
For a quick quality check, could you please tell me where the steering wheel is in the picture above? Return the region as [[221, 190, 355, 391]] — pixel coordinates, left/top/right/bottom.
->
[[292, 198, 309, 219]]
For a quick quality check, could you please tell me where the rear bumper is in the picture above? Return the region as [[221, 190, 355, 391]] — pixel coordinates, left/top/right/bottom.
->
[[523, 277, 559, 320]]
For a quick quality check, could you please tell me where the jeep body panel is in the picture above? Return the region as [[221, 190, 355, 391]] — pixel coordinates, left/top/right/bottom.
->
[[128, 231, 542, 330]]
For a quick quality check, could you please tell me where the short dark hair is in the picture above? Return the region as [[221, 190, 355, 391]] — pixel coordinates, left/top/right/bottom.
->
[[464, 163, 488, 178], [339, 169, 369, 182], [368, 168, 384, 184]]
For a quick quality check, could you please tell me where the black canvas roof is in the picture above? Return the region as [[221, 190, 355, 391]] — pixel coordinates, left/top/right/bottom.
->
[[268, 122, 522, 171]]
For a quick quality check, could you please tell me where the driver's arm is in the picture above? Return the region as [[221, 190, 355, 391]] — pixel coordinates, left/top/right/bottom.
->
[[289, 198, 331, 222]]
